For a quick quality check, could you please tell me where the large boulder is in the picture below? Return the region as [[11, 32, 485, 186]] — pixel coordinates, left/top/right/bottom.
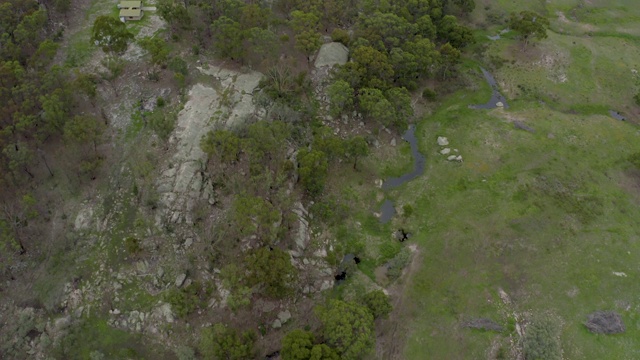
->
[[585, 311, 625, 334], [314, 42, 349, 68]]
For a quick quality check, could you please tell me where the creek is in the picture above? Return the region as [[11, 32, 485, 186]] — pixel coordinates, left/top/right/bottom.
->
[[469, 67, 509, 110], [379, 125, 426, 223]]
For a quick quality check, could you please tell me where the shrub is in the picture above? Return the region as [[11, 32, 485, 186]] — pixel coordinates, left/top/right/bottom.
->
[[124, 236, 142, 255], [331, 28, 350, 46], [386, 247, 412, 280], [422, 88, 437, 101], [199, 323, 255, 360], [165, 282, 208, 318], [634, 92, 640, 106], [156, 97, 165, 107], [523, 316, 562, 360], [362, 290, 392, 319]]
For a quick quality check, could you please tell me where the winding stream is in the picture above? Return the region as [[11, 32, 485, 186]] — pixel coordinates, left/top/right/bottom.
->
[[379, 125, 426, 223], [469, 67, 509, 109]]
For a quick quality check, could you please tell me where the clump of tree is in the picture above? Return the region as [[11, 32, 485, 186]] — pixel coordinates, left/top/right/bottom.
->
[[281, 329, 339, 360], [508, 11, 550, 49], [245, 246, 297, 298], [315, 299, 376, 360]]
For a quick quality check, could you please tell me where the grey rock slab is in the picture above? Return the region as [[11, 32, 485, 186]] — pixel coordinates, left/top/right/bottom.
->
[[314, 42, 349, 68], [175, 273, 187, 287]]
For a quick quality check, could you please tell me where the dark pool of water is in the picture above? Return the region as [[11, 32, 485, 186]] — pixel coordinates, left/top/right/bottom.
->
[[379, 199, 397, 224], [378, 125, 426, 224], [469, 67, 509, 110], [609, 110, 626, 121]]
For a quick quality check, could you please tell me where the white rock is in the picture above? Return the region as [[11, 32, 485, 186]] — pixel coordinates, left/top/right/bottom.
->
[[447, 155, 457, 161], [184, 238, 193, 249], [175, 273, 187, 287], [440, 148, 451, 155], [390, 138, 397, 147], [613, 271, 628, 277], [456, 155, 463, 162], [437, 136, 449, 146], [496, 101, 504, 107], [272, 319, 282, 329], [278, 310, 292, 324]]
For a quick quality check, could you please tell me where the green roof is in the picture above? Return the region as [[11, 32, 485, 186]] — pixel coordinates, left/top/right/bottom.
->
[[120, 8, 142, 17], [119, 1, 141, 8]]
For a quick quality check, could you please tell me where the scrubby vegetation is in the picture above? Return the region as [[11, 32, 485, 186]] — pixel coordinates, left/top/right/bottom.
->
[[3, 0, 640, 358]]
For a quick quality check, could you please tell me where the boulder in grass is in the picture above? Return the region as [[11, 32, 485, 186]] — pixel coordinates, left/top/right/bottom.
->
[[585, 311, 625, 334]]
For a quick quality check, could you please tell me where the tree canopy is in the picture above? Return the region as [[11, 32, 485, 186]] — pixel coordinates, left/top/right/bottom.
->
[[509, 11, 550, 47], [316, 300, 375, 360]]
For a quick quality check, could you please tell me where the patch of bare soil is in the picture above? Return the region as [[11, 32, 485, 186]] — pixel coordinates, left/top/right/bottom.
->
[[374, 244, 420, 360]]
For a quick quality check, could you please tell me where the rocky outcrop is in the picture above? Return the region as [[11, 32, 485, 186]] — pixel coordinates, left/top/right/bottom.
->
[[156, 65, 262, 225]]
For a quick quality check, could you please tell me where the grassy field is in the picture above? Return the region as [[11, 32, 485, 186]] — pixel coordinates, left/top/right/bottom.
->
[[351, 1, 640, 358]]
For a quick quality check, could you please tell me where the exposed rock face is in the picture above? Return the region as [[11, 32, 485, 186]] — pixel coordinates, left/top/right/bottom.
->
[[156, 65, 262, 225], [585, 311, 625, 334], [314, 42, 349, 68], [291, 202, 310, 257], [437, 136, 449, 146]]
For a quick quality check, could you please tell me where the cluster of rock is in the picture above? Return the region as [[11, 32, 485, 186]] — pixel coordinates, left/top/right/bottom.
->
[[585, 311, 625, 334], [289, 202, 334, 294], [437, 136, 463, 162]]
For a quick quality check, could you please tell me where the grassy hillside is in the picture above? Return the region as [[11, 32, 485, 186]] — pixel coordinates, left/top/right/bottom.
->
[[376, 1, 640, 358]]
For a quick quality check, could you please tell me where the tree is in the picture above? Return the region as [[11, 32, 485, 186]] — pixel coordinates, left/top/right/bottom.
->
[[211, 16, 245, 61], [63, 115, 105, 154], [509, 11, 550, 48], [437, 15, 474, 49], [231, 195, 280, 240], [295, 31, 322, 64], [245, 247, 297, 298], [297, 149, 328, 196], [358, 88, 396, 126], [316, 299, 375, 360], [244, 27, 279, 67], [350, 46, 394, 89], [157, 0, 190, 34], [309, 344, 339, 360], [439, 42, 461, 80], [90, 16, 134, 55], [138, 36, 170, 74], [345, 136, 369, 170], [200, 129, 241, 165], [281, 330, 340, 360], [281, 329, 314, 360], [362, 290, 392, 319], [199, 323, 255, 360], [385, 87, 414, 122], [290, 10, 320, 34], [326, 80, 355, 117]]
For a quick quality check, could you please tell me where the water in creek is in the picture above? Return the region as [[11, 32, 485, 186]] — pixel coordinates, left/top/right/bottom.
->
[[609, 110, 626, 121], [379, 124, 426, 224], [469, 67, 509, 110]]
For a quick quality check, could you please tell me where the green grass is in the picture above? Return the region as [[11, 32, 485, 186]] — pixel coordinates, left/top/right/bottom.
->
[[397, 87, 640, 358]]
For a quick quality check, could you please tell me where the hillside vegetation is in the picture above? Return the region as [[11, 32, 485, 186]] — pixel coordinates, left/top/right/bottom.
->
[[2, 0, 640, 359]]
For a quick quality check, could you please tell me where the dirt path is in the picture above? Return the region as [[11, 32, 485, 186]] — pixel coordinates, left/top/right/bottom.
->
[[375, 244, 421, 360]]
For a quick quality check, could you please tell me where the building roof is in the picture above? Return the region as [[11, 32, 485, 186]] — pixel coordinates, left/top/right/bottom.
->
[[120, 8, 142, 17], [119, 1, 141, 8]]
